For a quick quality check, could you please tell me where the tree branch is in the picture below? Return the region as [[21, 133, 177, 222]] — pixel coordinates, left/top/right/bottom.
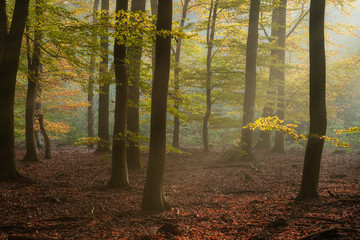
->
[[260, 23, 271, 42], [286, 9, 310, 38]]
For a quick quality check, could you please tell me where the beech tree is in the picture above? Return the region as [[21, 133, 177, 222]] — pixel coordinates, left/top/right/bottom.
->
[[297, 0, 326, 199], [171, 0, 191, 149], [0, 0, 30, 180], [96, 0, 111, 153], [255, 0, 282, 150], [23, 0, 44, 162], [126, 0, 146, 170], [142, 0, 173, 212], [107, 0, 130, 188], [203, 0, 219, 152], [87, 0, 99, 148], [272, 0, 286, 153], [240, 0, 260, 161]]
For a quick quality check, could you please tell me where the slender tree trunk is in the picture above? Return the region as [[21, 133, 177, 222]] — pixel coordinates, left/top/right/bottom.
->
[[203, 0, 218, 152], [272, 0, 287, 153], [240, 0, 260, 161], [36, 85, 51, 159], [0, 0, 30, 180], [126, 0, 146, 170], [255, 5, 279, 150], [142, 0, 172, 212], [297, 0, 326, 200], [23, 0, 43, 162], [88, 0, 99, 148], [108, 0, 130, 188], [96, 0, 111, 153], [172, 0, 190, 149]]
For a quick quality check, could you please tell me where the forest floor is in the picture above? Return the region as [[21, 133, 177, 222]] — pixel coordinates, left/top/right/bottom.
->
[[0, 146, 359, 239]]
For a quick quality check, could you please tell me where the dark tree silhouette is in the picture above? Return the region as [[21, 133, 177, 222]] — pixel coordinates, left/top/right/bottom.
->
[[297, 0, 326, 200], [0, 0, 30, 180], [240, 0, 260, 161], [108, 0, 130, 188], [126, 0, 146, 170], [96, 0, 111, 153], [142, 0, 172, 212]]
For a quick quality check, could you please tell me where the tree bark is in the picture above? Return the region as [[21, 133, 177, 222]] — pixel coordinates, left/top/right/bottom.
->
[[297, 0, 326, 200], [172, 0, 190, 149], [142, 0, 172, 212], [255, 4, 279, 150], [272, 0, 287, 153], [126, 0, 146, 170], [108, 0, 130, 188], [96, 0, 111, 153], [150, 0, 158, 76], [203, 0, 218, 152], [36, 84, 51, 159], [87, 0, 99, 149], [23, 0, 43, 162], [240, 0, 260, 161], [0, 0, 30, 180]]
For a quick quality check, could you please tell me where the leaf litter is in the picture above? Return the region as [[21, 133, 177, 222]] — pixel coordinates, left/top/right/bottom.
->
[[0, 146, 359, 239]]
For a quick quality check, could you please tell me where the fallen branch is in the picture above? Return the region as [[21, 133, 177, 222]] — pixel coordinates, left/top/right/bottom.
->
[[299, 227, 360, 240]]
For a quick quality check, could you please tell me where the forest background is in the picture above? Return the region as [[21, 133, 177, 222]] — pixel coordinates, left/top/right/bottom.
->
[[10, 0, 360, 155]]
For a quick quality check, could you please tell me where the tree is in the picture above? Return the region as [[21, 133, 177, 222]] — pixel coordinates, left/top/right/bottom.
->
[[297, 0, 326, 200], [23, 0, 44, 162], [272, 0, 286, 153], [0, 0, 30, 180], [107, 0, 130, 188], [88, 0, 100, 148], [172, 0, 191, 149], [96, 0, 111, 153], [203, 0, 219, 152], [126, 0, 146, 170], [240, 0, 260, 161], [35, 85, 51, 159], [255, 1, 280, 150], [142, 0, 173, 212]]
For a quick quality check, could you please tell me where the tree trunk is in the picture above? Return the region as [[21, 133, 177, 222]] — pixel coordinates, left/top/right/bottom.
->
[[96, 0, 111, 153], [255, 5, 279, 150], [142, 0, 172, 212], [36, 85, 51, 159], [0, 0, 30, 180], [272, 0, 287, 153], [126, 0, 146, 170], [203, 0, 218, 152], [108, 0, 130, 188], [23, 0, 43, 162], [87, 0, 99, 149], [172, 0, 190, 149], [150, 0, 158, 76], [240, 0, 260, 161], [297, 0, 326, 200]]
